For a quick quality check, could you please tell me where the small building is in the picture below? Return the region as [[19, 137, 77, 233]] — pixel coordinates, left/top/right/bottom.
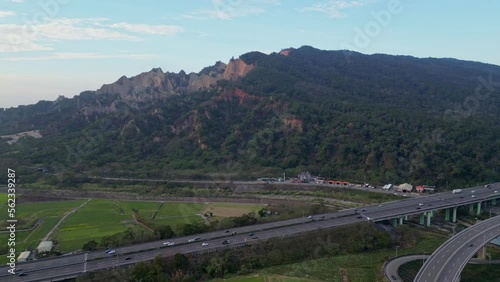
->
[[397, 183, 413, 193], [37, 241, 53, 253], [298, 172, 312, 182], [17, 251, 31, 262], [416, 185, 425, 193], [383, 184, 393, 190]]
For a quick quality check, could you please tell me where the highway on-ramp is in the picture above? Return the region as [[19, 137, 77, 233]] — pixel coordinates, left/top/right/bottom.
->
[[414, 215, 500, 282]]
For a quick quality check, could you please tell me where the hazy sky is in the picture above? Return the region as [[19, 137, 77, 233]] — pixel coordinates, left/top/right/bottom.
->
[[1, 0, 499, 108]]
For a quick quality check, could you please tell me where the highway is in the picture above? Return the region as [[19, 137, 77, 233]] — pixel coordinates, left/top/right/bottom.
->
[[0, 182, 498, 281], [2, 214, 363, 281], [414, 214, 500, 282]]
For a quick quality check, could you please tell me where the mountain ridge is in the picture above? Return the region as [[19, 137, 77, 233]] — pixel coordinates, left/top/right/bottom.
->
[[0, 46, 499, 188]]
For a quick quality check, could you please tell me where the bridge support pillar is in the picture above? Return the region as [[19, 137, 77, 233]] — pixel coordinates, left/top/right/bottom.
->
[[476, 202, 482, 215], [493, 199, 497, 205], [392, 218, 398, 228], [426, 212, 431, 227], [405, 215, 409, 221], [399, 217, 403, 225], [469, 204, 474, 214], [420, 213, 425, 225], [445, 208, 450, 221], [452, 207, 457, 223]]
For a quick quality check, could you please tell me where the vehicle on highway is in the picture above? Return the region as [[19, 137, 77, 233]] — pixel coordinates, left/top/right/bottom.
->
[[222, 240, 230, 245], [125, 257, 132, 260], [452, 189, 462, 194], [105, 248, 112, 253], [231, 231, 237, 235], [202, 243, 209, 247], [471, 195, 476, 198], [418, 203, 424, 206], [252, 236, 259, 239], [18, 272, 27, 277], [485, 184, 490, 188], [468, 243, 474, 247], [495, 191, 498, 193], [249, 233, 255, 236], [471, 190, 475, 193], [308, 215, 313, 219], [107, 250, 116, 254], [224, 230, 230, 233], [357, 216, 363, 219], [163, 241, 175, 246], [188, 237, 201, 242], [416, 207, 421, 210]]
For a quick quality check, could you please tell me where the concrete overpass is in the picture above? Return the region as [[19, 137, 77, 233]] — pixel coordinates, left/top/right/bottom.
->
[[414, 215, 500, 282]]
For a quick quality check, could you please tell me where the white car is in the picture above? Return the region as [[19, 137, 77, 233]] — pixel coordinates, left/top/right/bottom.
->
[[163, 241, 174, 246], [202, 243, 209, 247], [418, 203, 424, 206]]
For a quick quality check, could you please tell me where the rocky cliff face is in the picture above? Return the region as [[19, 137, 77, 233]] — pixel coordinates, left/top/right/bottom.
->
[[95, 59, 253, 100]]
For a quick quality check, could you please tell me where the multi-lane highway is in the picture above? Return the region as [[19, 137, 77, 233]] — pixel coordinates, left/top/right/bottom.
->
[[414, 215, 500, 282], [2, 213, 364, 281], [1, 182, 498, 281]]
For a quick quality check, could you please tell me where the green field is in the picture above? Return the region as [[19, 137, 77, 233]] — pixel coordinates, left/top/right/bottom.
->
[[53, 199, 208, 251], [214, 274, 322, 282], [228, 232, 446, 282], [0, 199, 86, 222], [153, 202, 205, 226]]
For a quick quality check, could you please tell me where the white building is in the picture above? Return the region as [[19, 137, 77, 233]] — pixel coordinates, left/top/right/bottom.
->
[[17, 251, 31, 262], [383, 184, 393, 190], [37, 241, 53, 253], [397, 183, 413, 192]]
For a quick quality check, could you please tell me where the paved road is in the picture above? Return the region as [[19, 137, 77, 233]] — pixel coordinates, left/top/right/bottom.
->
[[1, 213, 363, 281], [385, 255, 500, 281], [414, 215, 500, 282], [1, 182, 498, 281]]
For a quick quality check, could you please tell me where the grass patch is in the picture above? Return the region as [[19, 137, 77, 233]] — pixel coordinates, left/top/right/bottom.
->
[[203, 203, 265, 218], [239, 229, 447, 282], [0, 199, 86, 221], [214, 274, 322, 282], [152, 202, 205, 227], [53, 199, 145, 251]]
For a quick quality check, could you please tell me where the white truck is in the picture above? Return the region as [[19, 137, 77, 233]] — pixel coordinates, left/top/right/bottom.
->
[[452, 189, 462, 194]]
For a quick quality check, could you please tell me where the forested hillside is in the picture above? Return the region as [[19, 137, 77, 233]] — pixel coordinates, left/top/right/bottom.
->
[[1, 46, 499, 188]]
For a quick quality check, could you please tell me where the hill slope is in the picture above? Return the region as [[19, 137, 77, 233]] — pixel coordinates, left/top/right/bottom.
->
[[1, 46, 499, 188]]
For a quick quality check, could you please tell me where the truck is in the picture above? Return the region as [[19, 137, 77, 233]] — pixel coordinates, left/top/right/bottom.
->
[[452, 189, 462, 194]]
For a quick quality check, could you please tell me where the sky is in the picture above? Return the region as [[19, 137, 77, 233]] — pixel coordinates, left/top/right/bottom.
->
[[1, 0, 499, 108]]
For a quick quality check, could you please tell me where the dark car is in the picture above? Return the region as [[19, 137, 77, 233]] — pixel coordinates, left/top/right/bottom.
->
[[416, 207, 421, 210], [18, 272, 27, 277], [357, 216, 363, 219], [252, 236, 259, 239], [224, 230, 230, 233], [125, 257, 132, 260], [468, 243, 474, 247], [222, 240, 230, 245], [249, 233, 255, 236]]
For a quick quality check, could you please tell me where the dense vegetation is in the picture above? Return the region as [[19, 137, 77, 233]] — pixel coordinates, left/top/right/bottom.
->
[[1, 46, 499, 188]]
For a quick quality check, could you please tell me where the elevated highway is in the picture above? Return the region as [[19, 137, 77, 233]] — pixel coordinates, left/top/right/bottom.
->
[[414, 215, 500, 282]]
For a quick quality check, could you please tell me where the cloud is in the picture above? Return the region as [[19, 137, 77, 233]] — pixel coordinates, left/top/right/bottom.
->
[[300, 0, 368, 18], [110, 22, 183, 35], [1, 52, 156, 61], [0, 18, 182, 52], [182, 0, 279, 20], [0, 10, 15, 17]]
